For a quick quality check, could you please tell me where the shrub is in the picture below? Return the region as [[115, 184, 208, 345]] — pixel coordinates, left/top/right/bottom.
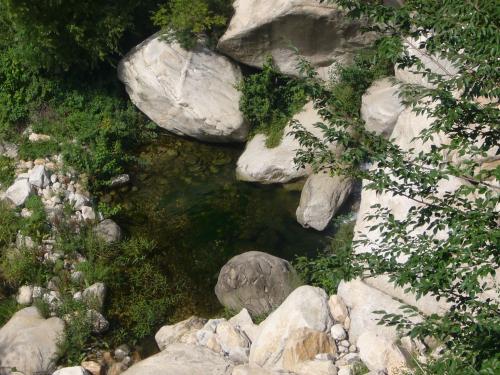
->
[[0, 201, 18, 249], [238, 58, 308, 147], [0, 297, 20, 326], [0, 156, 15, 187], [19, 195, 50, 240], [153, 0, 232, 49], [294, 217, 361, 294], [0, 247, 50, 288]]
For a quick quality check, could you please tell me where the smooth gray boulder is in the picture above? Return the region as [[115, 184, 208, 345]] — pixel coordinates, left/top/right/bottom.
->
[[94, 219, 122, 243], [121, 343, 234, 375], [218, 0, 376, 77], [215, 251, 301, 316], [0, 307, 65, 375], [296, 173, 353, 231], [119, 34, 248, 142]]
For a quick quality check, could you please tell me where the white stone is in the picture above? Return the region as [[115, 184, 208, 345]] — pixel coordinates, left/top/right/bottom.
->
[[0, 307, 64, 375], [249, 286, 332, 369], [218, 0, 376, 77], [69, 192, 90, 210], [5, 179, 33, 206], [121, 343, 234, 375], [337, 279, 422, 344], [53, 367, 88, 375], [87, 309, 109, 333], [232, 365, 294, 375], [16, 285, 34, 305], [296, 173, 353, 231], [83, 282, 106, 311], [237, 102, 337, 184], [155, 316, 207, 350], [229, 308, 260, 343], [118, 35, 248, 142], [81, 205, 96, 221], [357, 331, 407, 374], [216, 320, 251, 364], [293, 359, 338, 375], [361, 78, 404, 138], [110, 174, 130, 187], [28, 164, 50, 188], [28, 133, 52, 142], [328, 295, 349, 324], [330, 324, 347, 341]]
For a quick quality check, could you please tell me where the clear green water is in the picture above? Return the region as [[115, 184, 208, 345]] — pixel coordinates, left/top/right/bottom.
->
[[111, 132, 334, 317]]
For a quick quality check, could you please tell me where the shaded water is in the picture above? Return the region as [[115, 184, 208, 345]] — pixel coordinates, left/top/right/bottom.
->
[[111, 132, 333, 317]]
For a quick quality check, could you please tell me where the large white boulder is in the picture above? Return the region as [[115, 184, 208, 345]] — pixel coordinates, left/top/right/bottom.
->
[[218, 0, 376, 77], [4, 179, 33, 206], [249, 286, 332, 370], [0, 307, 65, 375], [337, 279, 422, 344], [357, 331, 408, 374], [361, 78, 404, 138], [119, 35, 248, 142], [121, 343, 234, 375], [296, 173, 354, 231], [215, 251, 301, 316], [236, 102, 334, 184], [395, 36, 459, 88], [53, 367, 88, 375]]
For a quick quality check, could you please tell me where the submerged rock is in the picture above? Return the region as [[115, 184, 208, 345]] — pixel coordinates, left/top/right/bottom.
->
[[296, 173, 354, 231], [215, 251, 301, 316], [0, 307, 64, 375], [119, 35, 248, 142]]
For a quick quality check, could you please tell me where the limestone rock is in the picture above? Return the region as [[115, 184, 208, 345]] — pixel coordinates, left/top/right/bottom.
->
[[121, 343, 234, 375], [87, 309, 109, 333], [236, 102, 333, 184], [249, 286, 332, 369], [0, 307, 65, 375], [81, 360, 103, 375], [293, 360, 338, 375], [28, 165, 51, 188], [232, 365, 294, 375], [216, 320, 252, 364], [5, 179, 33, 206], [83, 282, 106, 311], [229, 308, 260, 343], [357, 331, 408, 374], [53, 367, 88, 375], [395, 36, 459, 88], [328, 295, 349, 324], [94, 219, 122, 243], [215, 251, 301, 316], [218, 0, 376, 77], [361, 78, 404, 138], [296, 173, 353, 231], [118, 35, 247, 142], [155, 316, 207, 350], [337, 279, 422, 344], [0, 142, 18, 158], [282, 328, 336, 372], [16, 285, 34, 305], [330, 324, 347, 341]]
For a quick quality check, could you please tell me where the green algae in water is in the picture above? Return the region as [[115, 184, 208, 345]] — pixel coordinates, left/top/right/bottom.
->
[[112, 132, 334, 318]]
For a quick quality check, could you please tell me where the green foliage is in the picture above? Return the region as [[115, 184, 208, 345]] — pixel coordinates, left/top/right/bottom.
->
[[55, 297, 94, 365], [0, 201, 18, 248], [0, 297, 20, 326], [19, 195, 50, 240], [293, 0, 500, 370], [1, 0, 157, 72], [239, 58, 308, 147], [294, 217, 360, 294], [0, 156, 15, 187], [0, 247, 51, 288], [153, 0, 232, 49]]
